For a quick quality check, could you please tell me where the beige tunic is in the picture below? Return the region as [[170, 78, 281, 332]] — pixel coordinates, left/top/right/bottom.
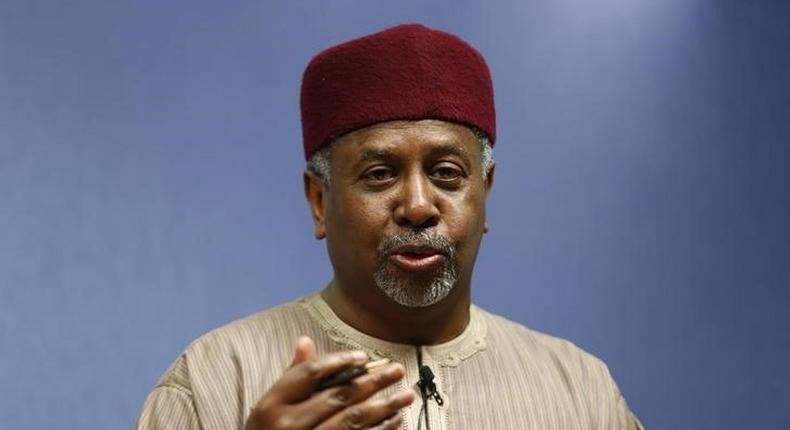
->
[[135, 293, 643, 429]]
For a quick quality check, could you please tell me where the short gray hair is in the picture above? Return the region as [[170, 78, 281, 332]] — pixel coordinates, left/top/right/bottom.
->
[[306, 128, 494, 185]]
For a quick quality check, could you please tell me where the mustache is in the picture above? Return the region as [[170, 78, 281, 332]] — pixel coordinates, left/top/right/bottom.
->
[[377, 230, 456, 259]]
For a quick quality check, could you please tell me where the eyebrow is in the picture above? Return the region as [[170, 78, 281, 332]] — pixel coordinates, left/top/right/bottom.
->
[[359, 148, 396, 163], [355, 143, 472, 167]]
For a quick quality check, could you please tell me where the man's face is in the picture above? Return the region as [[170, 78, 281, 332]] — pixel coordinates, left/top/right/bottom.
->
[[308, 120, 493, 308]]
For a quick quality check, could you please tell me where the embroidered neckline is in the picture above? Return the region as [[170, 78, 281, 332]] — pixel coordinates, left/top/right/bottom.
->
[[300, 293, 487, 367]]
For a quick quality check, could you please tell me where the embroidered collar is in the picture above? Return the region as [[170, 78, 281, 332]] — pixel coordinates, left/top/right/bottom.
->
[[301, 293, 487, 367]]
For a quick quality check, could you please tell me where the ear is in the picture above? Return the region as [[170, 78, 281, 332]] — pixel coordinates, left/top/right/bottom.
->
[[483, 162, 495, 234], [303, 171, 328, 239]]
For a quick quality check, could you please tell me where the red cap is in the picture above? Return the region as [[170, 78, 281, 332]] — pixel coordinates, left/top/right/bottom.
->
[[300, 24, 496, 160]]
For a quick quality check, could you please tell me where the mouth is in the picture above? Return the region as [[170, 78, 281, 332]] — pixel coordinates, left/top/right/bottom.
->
[[387, 245, 446, 272]]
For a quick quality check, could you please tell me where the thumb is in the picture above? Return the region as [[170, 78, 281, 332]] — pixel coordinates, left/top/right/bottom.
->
[[290, 336, 316, 367]]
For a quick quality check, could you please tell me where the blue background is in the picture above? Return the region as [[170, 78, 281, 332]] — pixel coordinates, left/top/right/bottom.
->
[[1, 0, 788, 428]]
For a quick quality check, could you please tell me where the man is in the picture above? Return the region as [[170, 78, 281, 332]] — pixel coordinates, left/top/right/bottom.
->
[[136, 24, 643, 429]]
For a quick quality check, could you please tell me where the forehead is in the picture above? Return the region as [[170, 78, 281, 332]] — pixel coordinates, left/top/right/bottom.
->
[[331, 119, 478, 159]]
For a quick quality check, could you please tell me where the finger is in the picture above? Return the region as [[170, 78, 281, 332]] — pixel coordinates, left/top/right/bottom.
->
[[370, 413, 403, 430], [286, 363, 406, 428], [313, 390, 414, 430], [290, 336, 316, 367], [270, 350, 369, 403]]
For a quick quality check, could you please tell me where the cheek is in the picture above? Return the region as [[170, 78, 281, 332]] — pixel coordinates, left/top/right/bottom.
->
[[328, 192, 390, 249], [441, 193, 487, 256], [443, 191, 486, 231]]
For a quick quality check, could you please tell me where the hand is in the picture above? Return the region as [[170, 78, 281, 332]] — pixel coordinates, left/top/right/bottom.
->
[[244, 336, 414, 430]]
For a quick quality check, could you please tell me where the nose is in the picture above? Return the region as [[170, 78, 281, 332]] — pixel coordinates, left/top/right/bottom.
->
[[393, 172, 440, 229]]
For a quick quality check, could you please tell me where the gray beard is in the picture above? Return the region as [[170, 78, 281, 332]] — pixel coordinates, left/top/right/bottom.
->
[[374, 230, 458, 308]]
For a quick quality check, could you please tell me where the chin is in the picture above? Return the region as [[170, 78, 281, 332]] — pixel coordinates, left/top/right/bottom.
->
[[375, 270, 456, 308]]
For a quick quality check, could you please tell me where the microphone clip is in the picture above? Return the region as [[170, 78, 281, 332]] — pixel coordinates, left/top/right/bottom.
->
[[417, 365, 444, 406]]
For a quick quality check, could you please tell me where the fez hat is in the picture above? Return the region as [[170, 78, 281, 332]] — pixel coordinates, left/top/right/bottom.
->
[[300, 24, 496, 160]]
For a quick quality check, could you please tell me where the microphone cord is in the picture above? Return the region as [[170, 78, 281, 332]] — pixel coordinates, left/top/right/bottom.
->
[[417, 402, 427, 430]]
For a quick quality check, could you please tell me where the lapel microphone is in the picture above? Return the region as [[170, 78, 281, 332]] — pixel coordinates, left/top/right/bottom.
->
[[417, 365, 444, 406]]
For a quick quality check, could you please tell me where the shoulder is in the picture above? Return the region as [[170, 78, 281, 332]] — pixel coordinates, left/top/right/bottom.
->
[[475, 305, 616, 390], [156, 297, 313, 392], [186, 299, 309, 358], [145, 297, 320, 427], [472, 306, 644, 429]]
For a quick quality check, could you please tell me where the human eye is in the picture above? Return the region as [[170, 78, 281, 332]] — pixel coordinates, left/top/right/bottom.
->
[[362, 166, 396, 184], [430, 162, 465, 181]]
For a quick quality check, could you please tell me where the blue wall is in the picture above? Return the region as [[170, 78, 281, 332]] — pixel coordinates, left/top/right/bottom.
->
[[1, 1, 788, 428]]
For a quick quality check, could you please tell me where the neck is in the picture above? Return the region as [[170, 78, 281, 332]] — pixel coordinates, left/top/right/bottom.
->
[[321, 281, 471, 345]]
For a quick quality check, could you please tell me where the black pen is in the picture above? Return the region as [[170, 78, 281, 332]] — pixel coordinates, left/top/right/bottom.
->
[[316, 358, 391, 391]]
